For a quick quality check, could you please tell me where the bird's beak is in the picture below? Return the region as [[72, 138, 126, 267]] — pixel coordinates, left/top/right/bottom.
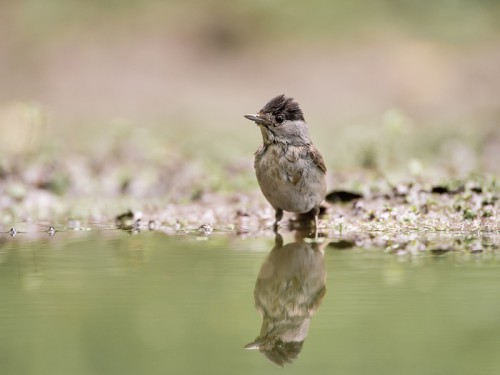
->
[[244, 338, 265, 350], [244, 114, 267, 126]]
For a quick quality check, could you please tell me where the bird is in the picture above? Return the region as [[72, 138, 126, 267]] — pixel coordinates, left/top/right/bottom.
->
[[244, 94, 327, 230], [244, 230, 327, 366]]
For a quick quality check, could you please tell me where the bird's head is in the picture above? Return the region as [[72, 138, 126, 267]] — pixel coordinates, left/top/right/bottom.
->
[[244, 335, 304, 367], [244, 94, 311, 146]]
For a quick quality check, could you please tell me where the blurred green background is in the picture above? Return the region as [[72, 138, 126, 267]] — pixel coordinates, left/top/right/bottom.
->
[[1, 0, 499, 221]]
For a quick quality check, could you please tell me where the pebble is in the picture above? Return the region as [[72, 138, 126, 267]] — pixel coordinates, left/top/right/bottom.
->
[[198, 224, 213, 236], [47, 226, 56, 236]]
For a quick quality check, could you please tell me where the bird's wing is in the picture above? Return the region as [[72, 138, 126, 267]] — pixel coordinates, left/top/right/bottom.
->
[[283, 145, 326, 184], [307, 145, 327, 174]]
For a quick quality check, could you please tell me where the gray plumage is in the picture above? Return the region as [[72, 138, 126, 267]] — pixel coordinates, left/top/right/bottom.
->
[[244, 95, 327, 228]]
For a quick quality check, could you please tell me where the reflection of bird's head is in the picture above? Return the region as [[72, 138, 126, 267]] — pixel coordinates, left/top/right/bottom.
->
[[245, 232, 327, 366], [245, 336, 304, 367], [244, 94, 311, 146]]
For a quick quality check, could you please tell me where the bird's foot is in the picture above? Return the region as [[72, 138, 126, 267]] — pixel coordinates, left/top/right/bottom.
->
[[272, 221, 280, 233]]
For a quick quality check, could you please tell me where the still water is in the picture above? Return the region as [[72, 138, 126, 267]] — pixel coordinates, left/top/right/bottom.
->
[[1, 229, 500, 374]]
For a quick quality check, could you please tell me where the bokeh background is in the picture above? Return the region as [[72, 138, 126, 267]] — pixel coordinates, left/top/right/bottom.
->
[[1, 0, 500, 221]]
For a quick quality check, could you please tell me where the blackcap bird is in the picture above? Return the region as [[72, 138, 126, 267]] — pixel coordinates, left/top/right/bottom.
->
[[244, 95, 327, 230]]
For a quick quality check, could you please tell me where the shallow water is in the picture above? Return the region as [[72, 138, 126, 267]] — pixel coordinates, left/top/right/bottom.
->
[[1, 229, 500, 375]]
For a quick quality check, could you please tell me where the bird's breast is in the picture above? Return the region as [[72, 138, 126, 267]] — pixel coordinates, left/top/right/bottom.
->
[[254, 144, 326, 213]]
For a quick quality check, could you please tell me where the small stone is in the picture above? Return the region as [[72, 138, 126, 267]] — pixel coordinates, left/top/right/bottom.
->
[[325, 190, 363, 203], [148, 220, 159, 231], [235, 215, 250, 234], [431, 185, 463, 195], [393, 184, 409, 197], [470, 242, 483, 253], [116, 210, 135, 230], [132, 219, 141, 231], [430, 248, 451, 255], [198, 224, 213, 236], [328, 239, 355, 250]]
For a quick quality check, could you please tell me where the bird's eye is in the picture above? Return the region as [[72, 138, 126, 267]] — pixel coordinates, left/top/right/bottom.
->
[[275, 114, 285, 124], [275, 338, 285, 349]]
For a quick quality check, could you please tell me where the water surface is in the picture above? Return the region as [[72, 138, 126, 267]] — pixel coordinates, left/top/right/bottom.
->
[[1, 230, 500, 374]]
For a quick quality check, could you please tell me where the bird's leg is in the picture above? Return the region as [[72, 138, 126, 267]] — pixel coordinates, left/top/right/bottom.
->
[[273, 208, 283, 232], [274, 232, 284, 248], [310, 206, 320, 239]]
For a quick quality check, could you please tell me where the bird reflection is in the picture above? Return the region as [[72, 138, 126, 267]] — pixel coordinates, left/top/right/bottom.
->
[[245, 229, 327, 366]]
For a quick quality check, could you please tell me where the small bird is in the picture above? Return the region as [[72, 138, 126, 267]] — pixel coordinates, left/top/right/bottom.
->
[[244, 95, 327, 230]]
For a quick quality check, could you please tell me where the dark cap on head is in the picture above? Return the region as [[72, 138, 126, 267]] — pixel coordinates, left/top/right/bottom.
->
[[262, 340, 304, 367], [260, 94, 305, 122]]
